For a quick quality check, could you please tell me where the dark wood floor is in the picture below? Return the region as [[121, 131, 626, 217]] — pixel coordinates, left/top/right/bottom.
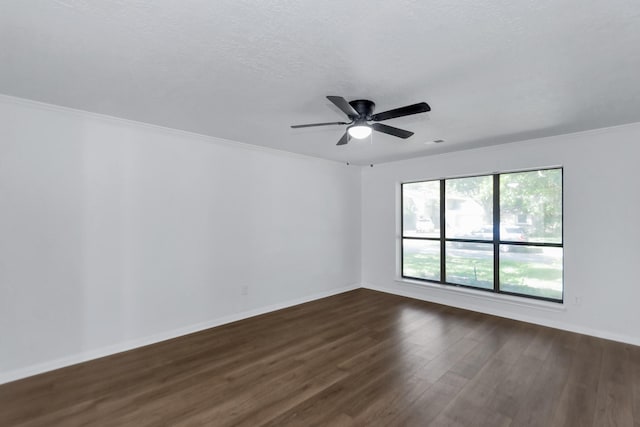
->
[[1, 289, 638, 426]]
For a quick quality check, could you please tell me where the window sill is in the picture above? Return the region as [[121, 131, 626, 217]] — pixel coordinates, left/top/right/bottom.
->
[[394, 278, 567, 312]]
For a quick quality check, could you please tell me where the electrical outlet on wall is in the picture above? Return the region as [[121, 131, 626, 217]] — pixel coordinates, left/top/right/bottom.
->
[[241, 285, 249, 296]]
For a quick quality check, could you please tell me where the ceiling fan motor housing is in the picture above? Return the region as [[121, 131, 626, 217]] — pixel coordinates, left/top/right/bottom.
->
[[348, 99, 375, 119]]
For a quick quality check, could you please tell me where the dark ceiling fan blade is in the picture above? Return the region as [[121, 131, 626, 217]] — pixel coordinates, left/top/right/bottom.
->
[[371, 102, 431, 122], [336, 132, 350, 146], [327, 96, 359, 118], [291, 121, 350, 129], [372, 123, 414, 139]]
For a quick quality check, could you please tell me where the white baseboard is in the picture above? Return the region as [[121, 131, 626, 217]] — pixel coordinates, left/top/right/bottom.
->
[[0, 284, 360, 385], [362, 282, 640, 347]]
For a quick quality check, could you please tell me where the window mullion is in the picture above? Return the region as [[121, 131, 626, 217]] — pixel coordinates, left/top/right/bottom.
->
[[493, 174, 500, 293], [401, 183, 404, 278], [440, 179, 446, 283]]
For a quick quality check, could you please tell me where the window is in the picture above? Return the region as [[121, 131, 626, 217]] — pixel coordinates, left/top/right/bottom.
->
[[401, 168, 563, 302]]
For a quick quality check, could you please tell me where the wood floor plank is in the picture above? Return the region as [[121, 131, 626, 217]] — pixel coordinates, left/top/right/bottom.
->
[[548, 334, 602, 426], [592, 340, 635, 427], [349, 375, 432, 426], [426, 322, 532, 427], [510, 330, 574, 426], [390, 371, 470, 426], [1, 288, 638, 426]]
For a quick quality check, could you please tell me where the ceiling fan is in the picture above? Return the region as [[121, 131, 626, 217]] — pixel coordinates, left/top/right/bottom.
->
[[291, 96, 431, 145]]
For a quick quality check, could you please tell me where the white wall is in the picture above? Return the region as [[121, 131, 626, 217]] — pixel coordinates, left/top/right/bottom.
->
[[0, 96, 361, 383], [361, 123, 640, 346]]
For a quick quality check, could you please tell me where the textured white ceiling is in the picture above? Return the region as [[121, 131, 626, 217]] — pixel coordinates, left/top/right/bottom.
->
[[2, 0, 640, 164]]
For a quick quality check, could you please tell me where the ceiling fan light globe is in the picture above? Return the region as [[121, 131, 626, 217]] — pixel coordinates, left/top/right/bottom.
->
[[348, 125, 372, 139]]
